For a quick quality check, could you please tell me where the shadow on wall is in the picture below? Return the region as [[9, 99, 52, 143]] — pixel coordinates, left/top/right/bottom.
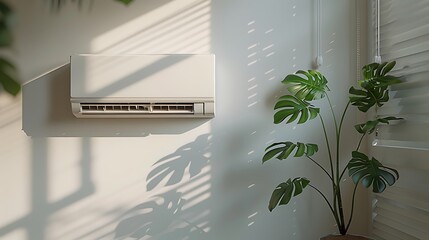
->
[[0, 137, 95, 240], [115, 134, 213, 239], [21, 63, 208, 137], [146, 134, 211, 191], [91, 0, 211, 54], [2, 0, 215, 239], [21, 0, 213, 138], [115, 191, 208, 240], [0, 134, 213, 240]]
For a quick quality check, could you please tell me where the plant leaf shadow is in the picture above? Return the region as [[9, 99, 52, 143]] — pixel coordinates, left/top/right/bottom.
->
[[115, 191, 207, 240], [115, 134, 213, 239], [146, 134, 212, 191]]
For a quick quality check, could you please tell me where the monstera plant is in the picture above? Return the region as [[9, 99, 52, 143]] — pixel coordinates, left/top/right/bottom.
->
[[263, 61, 402, 238]]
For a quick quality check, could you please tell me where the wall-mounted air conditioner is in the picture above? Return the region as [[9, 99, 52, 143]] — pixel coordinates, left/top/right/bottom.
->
[[70, 54, 215, 118]]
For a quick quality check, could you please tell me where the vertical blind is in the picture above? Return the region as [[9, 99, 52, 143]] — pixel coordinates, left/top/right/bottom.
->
[[371, 0, 429, 239]]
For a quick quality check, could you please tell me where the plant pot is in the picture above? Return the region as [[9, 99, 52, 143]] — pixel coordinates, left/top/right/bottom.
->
[[320, 234, 372, 240]]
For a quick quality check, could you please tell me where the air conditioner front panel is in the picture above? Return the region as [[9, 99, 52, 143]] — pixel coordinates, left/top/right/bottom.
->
[[71, 54, 214, 99], [70, 54, 215, 118]]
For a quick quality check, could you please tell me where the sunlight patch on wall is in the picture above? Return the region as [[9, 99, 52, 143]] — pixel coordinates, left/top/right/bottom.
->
[[246, 20, 278, 111], [91, 0, 212, 54], [46, 180, 145, 239], [0, 95, 31, 229], [1, 229, 26, 240], [46, 138, 87, 203]]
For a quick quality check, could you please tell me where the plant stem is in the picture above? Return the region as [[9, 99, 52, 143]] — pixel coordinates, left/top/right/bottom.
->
[[319, 114, 339, 227], [356, 133, 366, 151], [335, 186, 346, 234], [326, 94, 345, 231], [339, 167, 348, 183], [326, 94, 339, 136], [338, 101, 351, 138], [338, 101, 351, 180], [309, 184, 341, 227], [331, 99, 350, 234], [339, 132, 366, 181], [345, 183, 359, 232], [307, 156, 333, 182], [319, 115, 335, 181]]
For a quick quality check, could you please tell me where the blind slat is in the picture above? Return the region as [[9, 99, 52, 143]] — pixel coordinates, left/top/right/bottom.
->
[[376, 0, 429, 151], [375, 208, 429, 234], [373, 222, 418, 240], [373, 215, 426, 240], [371, 1, 429, 239], [375, 186, 429, 212], [376, 201, 429, 225]]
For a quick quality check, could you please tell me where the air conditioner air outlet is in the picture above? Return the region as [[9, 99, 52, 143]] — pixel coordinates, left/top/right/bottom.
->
[[79, 103, 196, 115]]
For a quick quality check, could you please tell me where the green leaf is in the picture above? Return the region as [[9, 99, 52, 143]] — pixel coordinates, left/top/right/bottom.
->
[[354, 116, 403, 134], [274, 95, 319, 124], [282, 70, 329, 101], [280, 143, 296, 159], [0, 58, 20, 96], [347, 151, 399, 193], [263, 141, 318, 163], [359, 75, 402, 89], [360, 61, 398, 83], [295, 143, 306, 157], [0, 2, 12, 16], [269, 177, 310, 211], [0, 22, 12, 47], [0, 1, 13, 47], [349, 86, 389, 112], [382, 61, 396, 76], [351, 61, 403, 112], [305, 144, 318, 156], [0, 71, 20, 96], [293, 180, 303, 196], [375, 62, 386, 77], [114, 0, 135, 5]]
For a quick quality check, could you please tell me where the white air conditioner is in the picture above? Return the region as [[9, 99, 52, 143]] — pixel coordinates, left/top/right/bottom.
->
[[70, 54, 215, 118]]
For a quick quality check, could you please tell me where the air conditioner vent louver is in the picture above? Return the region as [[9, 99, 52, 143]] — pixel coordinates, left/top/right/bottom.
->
[[80, 103, 194, 115], [152, 104, 194, 113]]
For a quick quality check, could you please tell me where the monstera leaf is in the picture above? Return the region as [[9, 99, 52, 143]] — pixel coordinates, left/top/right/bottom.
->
[[274, 95, 319, 124], [263, 141, 318, 163], [349, 86, 390, 112], [348, 151, 399, 193], [359, 61, 401, 88], [350, 61, 402, 112], [282, 70, 329, 101], [269, 177, 310, 211], [355, 116, 403, 134]]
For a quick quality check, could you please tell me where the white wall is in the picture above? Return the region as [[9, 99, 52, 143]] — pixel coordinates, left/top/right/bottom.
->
[[0, 0, 368, 239]]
